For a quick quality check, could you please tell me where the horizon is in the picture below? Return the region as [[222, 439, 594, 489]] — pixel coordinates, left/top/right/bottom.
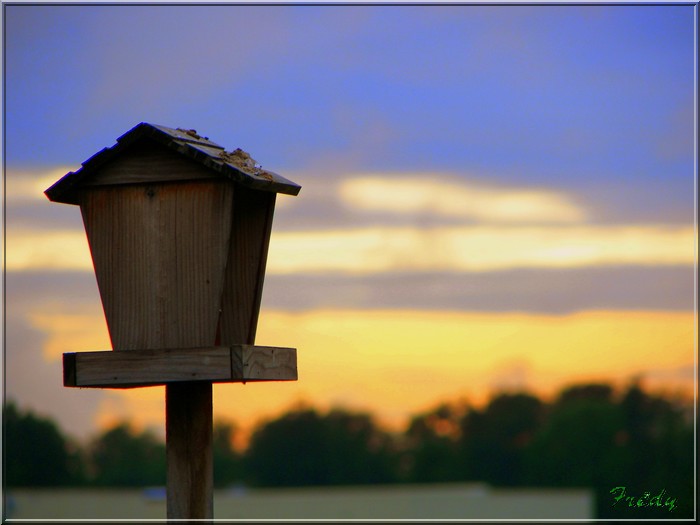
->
[[3, 2, 697, 444]]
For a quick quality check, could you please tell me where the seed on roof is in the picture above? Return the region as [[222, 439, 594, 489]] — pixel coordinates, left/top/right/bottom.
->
[[176, 128, 202, 140], [218, 148, 257, 170]]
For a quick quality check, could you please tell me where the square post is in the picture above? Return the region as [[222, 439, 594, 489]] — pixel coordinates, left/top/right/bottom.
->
[[166, 382, 213, 520]]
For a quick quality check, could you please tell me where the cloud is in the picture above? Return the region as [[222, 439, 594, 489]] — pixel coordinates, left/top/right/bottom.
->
[[6, 223, 694, 275], [339, 175, 587, 223], [93, 388, 166, 438], [4, 166, 86, 231], [4, 289, 106, 441], [4, 271, 110, 401], [5, 165, 694, 276], [29, 309, 111, 361], [489, 357, 533, 393], [267, 168, 696, 275], [267, 224, 694, 275], [6, 230, 93, 272], [4, 166, 73, 203], [262, 266, 694, 314], [6, 267, 694, 441]]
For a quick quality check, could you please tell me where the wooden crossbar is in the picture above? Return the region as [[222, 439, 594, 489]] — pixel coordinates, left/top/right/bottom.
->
[[63, 345, 297, 388]]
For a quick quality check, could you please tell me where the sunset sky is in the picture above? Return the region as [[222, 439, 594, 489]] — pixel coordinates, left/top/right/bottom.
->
[[2, 2, 697, 444]]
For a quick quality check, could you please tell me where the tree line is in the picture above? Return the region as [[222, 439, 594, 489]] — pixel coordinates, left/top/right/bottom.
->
[[3, 380, 694, 519]]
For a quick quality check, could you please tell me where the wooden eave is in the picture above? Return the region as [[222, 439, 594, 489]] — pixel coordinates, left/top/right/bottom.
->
[[45, 122, 301, 204]]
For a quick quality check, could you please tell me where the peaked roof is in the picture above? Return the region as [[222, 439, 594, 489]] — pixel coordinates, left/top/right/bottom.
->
[[45, 122, 301, 204]]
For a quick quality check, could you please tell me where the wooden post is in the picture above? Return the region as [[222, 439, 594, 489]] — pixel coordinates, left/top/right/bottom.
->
[[166, 382, 213, 520], [46, 123, 301, 522]]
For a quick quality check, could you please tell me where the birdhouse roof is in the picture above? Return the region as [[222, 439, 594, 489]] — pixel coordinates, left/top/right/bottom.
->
[[45, 122, 301, 204]]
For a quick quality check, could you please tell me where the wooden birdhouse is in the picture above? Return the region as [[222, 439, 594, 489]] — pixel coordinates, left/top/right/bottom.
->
[[46, 122, 301, 388], [47, 122, 302, 519]]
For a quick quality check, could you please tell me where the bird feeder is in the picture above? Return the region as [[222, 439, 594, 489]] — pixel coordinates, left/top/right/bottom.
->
[[45, 122, 301, 519]]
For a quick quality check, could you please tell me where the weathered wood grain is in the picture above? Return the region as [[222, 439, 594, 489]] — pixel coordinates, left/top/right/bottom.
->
[[79, 179, 234, 350], [63, 345, 297, 388], [63, 347, 230, 387], [78, 141, 218, 187], [218, 187, 276, 345], [236, 345, 298, 381], [166, 381, 212, 520]]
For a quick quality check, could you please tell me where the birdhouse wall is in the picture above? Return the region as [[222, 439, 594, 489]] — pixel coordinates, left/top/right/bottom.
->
[[218, 186, 276, 345], [79, 180, 234, 350]]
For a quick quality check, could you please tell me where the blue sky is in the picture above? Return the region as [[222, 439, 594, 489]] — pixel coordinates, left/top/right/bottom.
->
[[2, 2, 697, 440], [4, 4, 695, 222]]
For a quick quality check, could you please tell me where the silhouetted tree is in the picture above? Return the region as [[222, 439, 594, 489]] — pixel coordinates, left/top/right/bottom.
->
[[322, 408, 398, 485], [3, 401, 86, 486], [557, 383, 615, 404], [598, 380, 694, 519], [88, 422, 166, 486], [461, 392, 544, 486], [523, 381, 694, 519], [523, 385, 629, 488], [244, 406, 398, 487], [400, 403, 463, 483], [213, 420, 243, 488], [4, 377, 692, 519]]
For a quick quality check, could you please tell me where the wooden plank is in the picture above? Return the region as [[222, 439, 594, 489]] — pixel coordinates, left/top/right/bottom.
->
[[248, 193, 276, 344], [166, 382, 212, 520], [79, 179, 234, 350], [63, 345, 297, 388], [218, 187, 276, 345], [234, 345, 298, 381], [67, 347, 232, 387]]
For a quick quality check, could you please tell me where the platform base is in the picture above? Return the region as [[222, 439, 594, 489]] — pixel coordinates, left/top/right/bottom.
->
[[63, 345, 297, 388]]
